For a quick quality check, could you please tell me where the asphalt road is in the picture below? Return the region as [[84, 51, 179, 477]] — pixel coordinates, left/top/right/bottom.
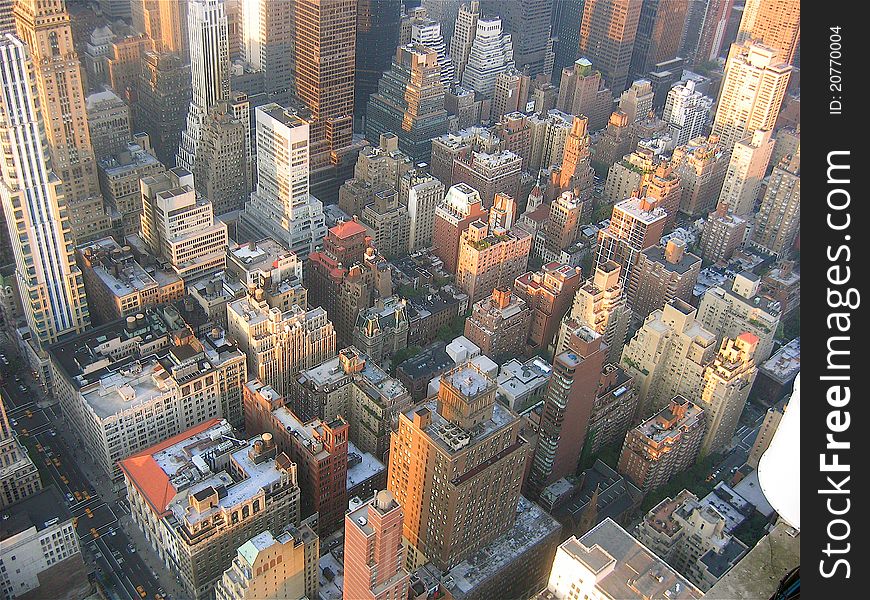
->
[[2, 345, 167, 600]]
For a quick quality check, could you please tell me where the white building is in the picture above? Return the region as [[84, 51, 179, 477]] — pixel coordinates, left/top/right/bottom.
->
[[0, 35, 90, 350], [411, 17, 455, 88], [711, 43, 791, 151], [239, 104, 327, 259], [178, 0, 231, 171], [450, 0, 481, 83], [403, 170, 445, 252], [662, 80, 713, 147], [460, 17, 514, 99], [140, 167, 229, 281]]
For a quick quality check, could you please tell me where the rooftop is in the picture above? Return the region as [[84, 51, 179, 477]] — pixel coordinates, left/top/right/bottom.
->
[[0, 487, 71, 540], [346, 441, 386, 491], [760, 338, 800, 381], [641, 244, 701, 275]]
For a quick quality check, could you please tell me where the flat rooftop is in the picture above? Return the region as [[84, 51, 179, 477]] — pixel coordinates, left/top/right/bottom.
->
[[346, 441, 385, 491], [760, 337, 800, 381], [0, 486, 71, 540]]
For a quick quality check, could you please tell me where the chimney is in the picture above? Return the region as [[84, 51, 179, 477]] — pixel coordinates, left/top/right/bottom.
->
[[664, 238, 686, 264]]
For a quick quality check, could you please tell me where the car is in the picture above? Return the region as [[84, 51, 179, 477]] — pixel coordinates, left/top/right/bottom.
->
[[18, 385, 27, 393], [136, 585, 147, 598], [13, 374, 20, 382], [66, 493, 75, 503], [50, 430, 57, 437], [129, 547, 136, 554], [110, 529, 117, 536], [9, 418, 16, 426]]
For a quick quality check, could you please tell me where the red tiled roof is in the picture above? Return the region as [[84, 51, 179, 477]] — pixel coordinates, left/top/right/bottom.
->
[[118, 418, 223, 516], [330, 219, 367, 239]]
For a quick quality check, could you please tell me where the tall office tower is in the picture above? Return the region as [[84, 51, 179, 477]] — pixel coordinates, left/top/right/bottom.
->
[[140, 167, 229, 281], [450, 0, 480, 83], [670, 135, 728, 218], [355, 0, 402, 128], [577, 0, 643, 93], [85, 90, 131, 162], [344, 490, 411, 600], [294, 0, 357, 194], [697, 272, 781, 362], [491, 69, 530, 121], [711, 42, 791, 151], [541, 191, 584, 259], [662, 80, 713, 147], [737, 0, 800, 65], [617, 79, 654, 124], [215, 524, 320, 600], [239, 0, 293, 103], [699, 333, 758, 456], [411, 17, 455, 88], [627, 238, 702, 324], [120, 421, 301, 600], [195, 105, 249, 216], [482, 0, 554, 77], [557, 261, 631, 365], [404, 170, 445, 251], [751, 152, 800, 258], [629, 0, 688, 80], [514, 263, 582, 352], [388, 362, 528, 570], [595, 196, 667, 288], [682, 0, 731, 66], [642, 161, 683, 230], [717, 128, 774, 216], [526, 326, 606, 498], [131, 0, 189, 57], [432, 183, 489, 273], [0, 35, 90, 352], [550, 0, 583, 82], [0, 392, 42, 508], [239, 104, 327, 259], [617, 395, 706, 491], [621, 299, 718, 417], [178, 0, 231, 172], [135, 51, 192, 166], [456, 220, 533, 303], [542, 519, 703, 599], [366, 45, 448, 163], [460, 17, 515, 99], [553, 116, 593, 196], [227, 295, 336, 397], [13, 0, 110, 243], [556, 58, 614, 132]]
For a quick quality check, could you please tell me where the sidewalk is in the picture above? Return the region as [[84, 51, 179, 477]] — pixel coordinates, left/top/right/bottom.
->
[[118, 514, 187, 600]]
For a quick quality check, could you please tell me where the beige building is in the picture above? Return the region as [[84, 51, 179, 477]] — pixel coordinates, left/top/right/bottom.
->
[[85, 89, 131, 161], [402, 169, 445, 252], [77, 238, 184, 325], [194, 104, 250, 217], [595, 196, 667, 288], [556, 261, 631, 365], [464, 288, 532, 358], [361, 189, 411, 258], [737, 0, 800, 65], [717, 129, 774, 216], [98, 136, 166, 236], [120, 420, 301, 600], [700, 206, 748, 264], [712, 43, 791, 151], [670, 136, 728, 218], [227, 294, 336, 399], [556, 57, 614, 130], [0, 393, 42, 509], [50, 311, 247, 483], [338, 133, 412, 218], [696, 272, 781, 362], [751, 152, 800, 258], [627, 239, 702, 325], [621, 299, 718, 418], [456, 220, 532, 304], [140, 167, 229, 281], [603, 148, 655, 205], [699, 334, 759, 456], [214, 525, 319, 600], [635, 490, 748, 592], [747, 401, 786, 468], [388, 362, 528, 571]]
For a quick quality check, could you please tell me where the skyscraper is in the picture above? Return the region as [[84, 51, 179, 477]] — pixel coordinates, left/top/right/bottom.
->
[[751, 151, 800, 258], [577, 0, 643, 93], [482, 0, 554, 77], [629, 0, 689, 80], [717, 128, 774, 216], [460, 17, 515, 99], [239, 0, 294, 102], [0, 34, 90, 351], [343, 490, 411, 600], [550, 0, 584, 82], [239, 104, 327, 259], [365, 44, 448, 163], [526, 327, 607, 498], [13, 0, 110, 243], [135, 51, 192, 166], [450, 0, 481, 83], [178, 0, 231, 172], [355, 0, 402, 127], [737, 0, 800, 65], [411, 16, 455, 88], [294, 0, 357, 192], [683, 0, 733, 66], [595, 196, 667, 287], [711, 42, 791, 151], [662, 80, 713, 147], [131, 0, 189, 58]]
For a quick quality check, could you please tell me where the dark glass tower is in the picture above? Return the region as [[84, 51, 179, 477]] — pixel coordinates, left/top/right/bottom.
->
[[355, 0, 402, 130], [551, 0, 585, 83]]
